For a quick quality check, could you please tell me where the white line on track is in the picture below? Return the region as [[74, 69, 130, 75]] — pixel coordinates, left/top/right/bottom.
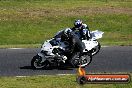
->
[[8, 48, 25, 49], [16, 74, 74, 77], [16, 76, 29, 77], [102, 46, 109, 47]]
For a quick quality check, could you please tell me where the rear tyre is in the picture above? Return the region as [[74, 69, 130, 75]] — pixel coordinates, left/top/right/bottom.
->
[[70, 52, 80, 67], [70, 53, 92, 67], [79, 55, 92, 67]]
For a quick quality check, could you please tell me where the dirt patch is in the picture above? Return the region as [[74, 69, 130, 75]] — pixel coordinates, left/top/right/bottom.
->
[[67, 7, 132, 16], [0, 6, 131, 20], [20, 6, 132, 17]]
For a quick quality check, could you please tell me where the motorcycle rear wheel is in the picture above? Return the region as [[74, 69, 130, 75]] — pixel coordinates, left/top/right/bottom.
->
[[70, 53, 92, 67], [79, 55, 92, 67]]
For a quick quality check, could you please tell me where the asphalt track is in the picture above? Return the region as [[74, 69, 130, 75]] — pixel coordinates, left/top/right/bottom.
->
[[0, 46, 132, 76]]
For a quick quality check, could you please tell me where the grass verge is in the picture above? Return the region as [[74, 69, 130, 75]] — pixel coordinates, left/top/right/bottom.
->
[[0, 74, 132, 88]]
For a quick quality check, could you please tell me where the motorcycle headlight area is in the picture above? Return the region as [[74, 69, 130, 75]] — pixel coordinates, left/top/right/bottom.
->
[[41, 50, 48, 55]]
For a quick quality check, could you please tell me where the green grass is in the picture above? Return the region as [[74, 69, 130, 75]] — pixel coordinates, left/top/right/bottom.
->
[[0, 74, 132, 88], [0, 0, 132, 47]]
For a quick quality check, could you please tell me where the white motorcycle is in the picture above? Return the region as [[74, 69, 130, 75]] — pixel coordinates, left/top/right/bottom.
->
[[31, 30, 104, 69]]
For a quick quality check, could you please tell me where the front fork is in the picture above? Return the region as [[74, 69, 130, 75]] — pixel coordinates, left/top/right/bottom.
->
[[37, 52, 46, 62]]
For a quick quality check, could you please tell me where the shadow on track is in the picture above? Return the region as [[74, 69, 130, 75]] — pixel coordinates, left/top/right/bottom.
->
[[20, 66, 74, 70], [20, 66, 33, 69]]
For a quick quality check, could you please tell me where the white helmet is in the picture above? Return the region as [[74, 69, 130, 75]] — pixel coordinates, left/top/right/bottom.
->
[[74, 20, 83, 28]]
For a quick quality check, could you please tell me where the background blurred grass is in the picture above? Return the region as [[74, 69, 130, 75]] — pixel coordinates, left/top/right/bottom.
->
[[0, 0, 132, 47]]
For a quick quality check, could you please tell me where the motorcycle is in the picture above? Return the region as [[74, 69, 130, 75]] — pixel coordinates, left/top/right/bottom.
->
[[31, 29, 104, 69]]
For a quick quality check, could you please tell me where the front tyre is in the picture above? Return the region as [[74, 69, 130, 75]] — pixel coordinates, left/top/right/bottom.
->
[[31, 55, 50, 69]]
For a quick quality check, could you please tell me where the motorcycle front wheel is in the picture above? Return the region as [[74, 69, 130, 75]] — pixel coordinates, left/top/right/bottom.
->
[[31, 56, 50, 69]]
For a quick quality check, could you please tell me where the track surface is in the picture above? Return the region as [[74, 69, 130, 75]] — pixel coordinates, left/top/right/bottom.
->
[[0, 46, 132, 76]]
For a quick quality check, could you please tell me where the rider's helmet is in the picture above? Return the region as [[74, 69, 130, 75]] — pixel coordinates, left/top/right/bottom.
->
[[74, 19, 83, 29], [64, 28, 72, 36], [61, 28, 72, 41]]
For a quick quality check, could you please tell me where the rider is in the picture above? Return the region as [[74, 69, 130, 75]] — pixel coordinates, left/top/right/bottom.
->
[[60, 28, 84, 62], [71, 19, 91, 40]]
